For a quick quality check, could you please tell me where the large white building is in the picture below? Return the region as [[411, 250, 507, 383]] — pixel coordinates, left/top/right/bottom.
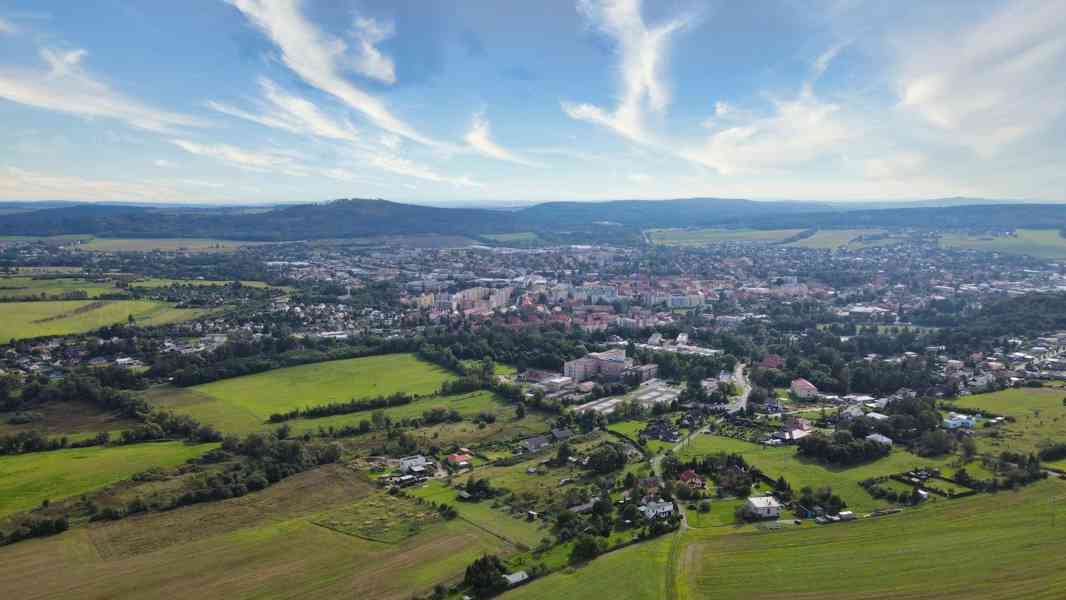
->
[[564, 348, 632, 382]]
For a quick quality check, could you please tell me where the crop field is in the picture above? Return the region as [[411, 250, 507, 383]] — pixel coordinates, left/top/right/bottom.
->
[[0, 441, 216, 518], [145, 354, 457, 433], [410, 480, 547, 548], [682, 479, 1066, 599], [785, 229, 883, 249], [950, 387, 1066, 455], [940, 228, 1066, 259], [0, 400, 138, 438], [648, 228, 804, 246], [0, 300, 208, 340], [0, 276, 119, 299], [74, 238, 268, 253], [677, 434, 954, 513], [0, 465, 509, 599]]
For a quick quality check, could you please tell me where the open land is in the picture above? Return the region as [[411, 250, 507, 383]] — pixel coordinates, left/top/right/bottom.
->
[[940, 228, 1066, 259], [0, 300, 210, 341]]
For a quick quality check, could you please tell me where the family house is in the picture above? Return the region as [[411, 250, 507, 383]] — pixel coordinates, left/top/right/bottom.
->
[[745, 495, 782, 519]]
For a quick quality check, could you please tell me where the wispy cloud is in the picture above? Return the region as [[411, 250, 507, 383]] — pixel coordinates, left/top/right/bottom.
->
[[562, 0, 693, 143], [0, 47, 204, 133], [351, 16, 396, 85], [227, 0, 440, 147], [208, 78, 363, 145], [0, 17, 15, 34], [171, 139, 298, 171], [370, 154, 482, 188], [464, 111, 539, 167], [0, 165, 181, 201]]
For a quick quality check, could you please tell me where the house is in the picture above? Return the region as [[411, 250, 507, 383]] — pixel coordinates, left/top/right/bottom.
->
[[866, 433, 893, 446], [446, 453, 472, 468], [745, 495, 782, 519], [759, 354, 786, 369], [840, 405, 865, 420], [790, 378, 819, 399], [521, 435, 551, 453], [503, 571, 529, 587], [943, 412, 977, 429], [639, 499, 674, 519], [551, 428, 574, 443], [678, 469, 706, 489], [399, 455, 431, 475], [866, 412, 890, 422]]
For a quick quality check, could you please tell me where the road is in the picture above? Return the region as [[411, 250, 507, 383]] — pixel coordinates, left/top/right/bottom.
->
[[726, 362, 752, 415]]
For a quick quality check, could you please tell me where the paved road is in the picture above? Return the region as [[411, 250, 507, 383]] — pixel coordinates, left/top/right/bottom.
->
[[726, 362, 752, 415]]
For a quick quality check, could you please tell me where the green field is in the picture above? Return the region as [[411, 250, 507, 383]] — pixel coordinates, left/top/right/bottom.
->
[[940, 229, 1066, 259], [410, 480, 547, 548], [145, 354, 458, 433], [0, 441, 215, 518], [951, 387, 1066, 456], [678, 434, 954, 513], [0, 276, 119, 299], [483, 232, 541, 244], [75, 238, 266, 252], [0, 300, 209, 340], [786, 229, 883, 249], [648, 228, 804, 246]]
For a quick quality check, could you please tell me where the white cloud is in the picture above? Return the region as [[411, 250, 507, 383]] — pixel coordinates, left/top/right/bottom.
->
[[464, 112, 539, 167], [864, 152, 927, 180], [351, 16, 396, 84], [627, 172, 651, 184], [369, 154, 482, 188], [0, 166, 184, 201], [153, 159, 175, 168], [562, 0, 692, 143], [171, 139, 297, 171], [208, 78, 363, 145], [0, 17, 15, 34], [0, 47, 204, 133], [227, 0, 440, 147], [895, 0, 1066, 156]]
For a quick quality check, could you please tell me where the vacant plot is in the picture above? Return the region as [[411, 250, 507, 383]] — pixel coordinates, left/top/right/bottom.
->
[[648, 228, 804, 246], [410, 480, 546, 548], [786, 229, 882, 249], [940, 228, 1066, 259], [951, 387, 1066, 456], [0, 276, 119, 299], [677, 434, 954, 513], [683, 479, 1066, 599], [0, 441, 216, 518], [76, 238, 266, 253], [0, 300, 208, 340], [145, 354, 456, 433]]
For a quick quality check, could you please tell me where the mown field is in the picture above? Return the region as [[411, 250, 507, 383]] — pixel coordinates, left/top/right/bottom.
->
[[785, 229, 882, 249], [648, 228, 804, 246], [951, 386, 1066, 458], [74, 238, 267, 253], [682, 479, 1066, 599], [678, 434, 956, 513], [0, 441, 216, 518], [0, 300, 210, 341], [145, 354, 458, 433], [0, 465, 511, 599], [940, 228, 1066, 259]]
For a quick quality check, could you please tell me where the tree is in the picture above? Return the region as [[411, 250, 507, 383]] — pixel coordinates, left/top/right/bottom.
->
[[569, 534, 605, 564], [463, 554, 508, 599], [515, 402, 526, 419], [961, 436, 978, 460]]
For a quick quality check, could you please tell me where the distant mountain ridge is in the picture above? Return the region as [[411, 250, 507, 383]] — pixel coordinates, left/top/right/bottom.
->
[[0, 197, 1063, 242]]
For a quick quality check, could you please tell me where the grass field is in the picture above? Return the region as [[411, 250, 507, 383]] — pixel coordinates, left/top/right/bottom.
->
[[648, 228, 804, 246], [75, 238, 266, 253], [950, 387, 1066, 456], [410, 480, 547, 548], [678, 434, 954, 513], [0, 276, 119, 299], [940, 228, 1066, 259], [786, 229, 882, 249], [0, 441, 216, 518], [0, 401, 138, 438], [145, 354, 457, 433], [0, 464, 510, 599], [310, 490, 441, 543], [483, 232, 541, 244], [682, 479, 1066, 599], [0, 300, 209, 340]]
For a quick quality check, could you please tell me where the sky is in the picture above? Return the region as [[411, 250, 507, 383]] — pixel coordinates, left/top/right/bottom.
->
[[0, 0, 1064, 205]]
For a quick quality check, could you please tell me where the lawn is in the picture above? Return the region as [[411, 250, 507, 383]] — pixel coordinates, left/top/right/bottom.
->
[[677, 434, 954, 513], [410, 480, 547, 548], [682, 479, 1066, 599], [786, 229, 882, 249], [940, 228, 1066, 259], [648, 228, 804, 246], [75, 238, 267, 252], [949, 387, 1066, 456], [0, 276, 119, 299], [0, 441, 216, 518], [145, 354, 457, 434], [0, 300, 209, 341]]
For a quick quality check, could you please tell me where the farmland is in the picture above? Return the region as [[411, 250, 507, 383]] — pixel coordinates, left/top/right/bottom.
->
[[939, 228, 1066, 259], [0, 441, 216, 518], [785, 229, 883, 249], [144, 354, 458, 433], [0, 275, 119, 299], [0, 300, 209, 341], [648, 228, 804, 246], [483, 232, 541, 244], [128, 278, 273, 289], [0, 400, 138, 438], [949, 386, 1066, 456], [74, 238, 268, 253]]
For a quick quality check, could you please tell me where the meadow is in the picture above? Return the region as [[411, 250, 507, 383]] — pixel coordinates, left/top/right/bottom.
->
[[75, 238, 267, 253], [0, 300, 209, 341], [940, 228, 1066, 259], [950, 386, 1066, 457], [678, 433, 956, 513], [0, 441, 216, 518], [0, 275, 119, 299], [145, 354, 458, 433], [410, 480, 547, 548], [483, 232, 541, 244], [785, 229, 883, 249], [648, 228, 804, 246], [0, 400, 138, 438]]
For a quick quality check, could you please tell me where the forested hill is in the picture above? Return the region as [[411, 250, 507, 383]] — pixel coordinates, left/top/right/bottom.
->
[[1, 197, 1066, 241]]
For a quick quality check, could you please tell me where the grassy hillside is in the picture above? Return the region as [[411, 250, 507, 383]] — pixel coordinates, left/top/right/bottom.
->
[[0, 300, 209, 340]]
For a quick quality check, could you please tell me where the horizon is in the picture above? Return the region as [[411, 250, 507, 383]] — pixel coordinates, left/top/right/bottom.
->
[[1, 1, 1064, 205]]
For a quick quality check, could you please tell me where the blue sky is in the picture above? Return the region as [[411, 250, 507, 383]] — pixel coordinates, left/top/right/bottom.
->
[[0, 0, 1064, 205]]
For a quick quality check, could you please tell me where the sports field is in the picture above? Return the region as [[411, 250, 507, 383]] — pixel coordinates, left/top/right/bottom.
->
[[648, 228, 804, 246], [145, 354, 458, 433], [940, 229, 1066, 259], [75, 238, 266, 252], [951, 386, 1066, 456], [0, 300, 209, 340], [0, 441, 216, 518]]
